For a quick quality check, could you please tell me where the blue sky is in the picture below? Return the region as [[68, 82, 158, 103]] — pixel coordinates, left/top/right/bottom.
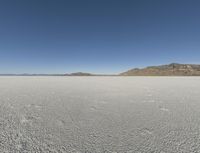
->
[[0, 0, 200, 74]]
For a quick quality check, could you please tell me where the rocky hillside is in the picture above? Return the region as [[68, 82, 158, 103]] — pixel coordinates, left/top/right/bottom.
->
[[120, 63, 200, 76]]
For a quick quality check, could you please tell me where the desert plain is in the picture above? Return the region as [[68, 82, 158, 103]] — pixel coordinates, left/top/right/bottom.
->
[[0, 76, 200, 153]]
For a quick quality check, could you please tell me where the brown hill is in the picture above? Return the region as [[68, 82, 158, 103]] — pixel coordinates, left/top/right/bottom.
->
[[68, 72, 93, 76], [120, 63, 200, 76]]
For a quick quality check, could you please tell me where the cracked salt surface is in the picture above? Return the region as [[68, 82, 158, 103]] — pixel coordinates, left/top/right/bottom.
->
[[0, 76, 200, 152]]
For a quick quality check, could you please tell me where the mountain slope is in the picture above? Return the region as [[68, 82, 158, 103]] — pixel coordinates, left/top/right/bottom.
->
[[120, 63, 200, 76]]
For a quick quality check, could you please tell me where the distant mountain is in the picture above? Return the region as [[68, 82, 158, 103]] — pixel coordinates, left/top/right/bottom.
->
[[68, 72, 94, 76], [0, 72, 111, 76], [2, 63, 200, 76], [0, 74, 65, 76], [120, 63, 200, 76]]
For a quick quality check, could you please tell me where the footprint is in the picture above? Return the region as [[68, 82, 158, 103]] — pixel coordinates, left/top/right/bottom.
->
[[71, 148, 81, 153], [26, 104, 43, 110], [147, 93, 153, 97], [20, 116, 29, 124], [20, 115, 40, 124], [16, 143, 23, 150], [7, 103, 14, 109], [140, 128, 153, 136], [127, 151, 136, 153], [90, 106, 98, 111], [159, 106, 170, 112], [98, 100, 107, 104], [143, 99, 156, 103], [56, 119, 65, 127]]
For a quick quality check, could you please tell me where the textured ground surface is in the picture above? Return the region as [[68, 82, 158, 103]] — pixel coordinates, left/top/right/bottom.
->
[[1, 77, 200, 153]]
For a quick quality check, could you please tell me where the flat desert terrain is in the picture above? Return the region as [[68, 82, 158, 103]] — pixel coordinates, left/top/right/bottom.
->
[[1, 77, 200, 153]]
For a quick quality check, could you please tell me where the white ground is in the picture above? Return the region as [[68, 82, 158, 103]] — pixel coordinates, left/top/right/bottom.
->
[[1, 77, 200, 153]]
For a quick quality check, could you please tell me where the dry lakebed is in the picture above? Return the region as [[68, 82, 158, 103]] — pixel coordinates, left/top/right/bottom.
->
[[0, 76, 200, 153]]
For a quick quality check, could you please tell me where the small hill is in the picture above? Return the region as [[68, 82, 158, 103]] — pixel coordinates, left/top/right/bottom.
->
[[68, 72, 94, 76], [120, 63, 200, 76]]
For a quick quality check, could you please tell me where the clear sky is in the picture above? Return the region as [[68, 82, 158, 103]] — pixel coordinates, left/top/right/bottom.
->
[[0, 0, 200, 74]]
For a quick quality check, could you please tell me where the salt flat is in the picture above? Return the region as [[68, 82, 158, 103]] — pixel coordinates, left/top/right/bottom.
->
[[1, 77, 200, 153]]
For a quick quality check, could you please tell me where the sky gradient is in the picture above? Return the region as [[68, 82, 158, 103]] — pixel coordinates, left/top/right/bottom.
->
[[0, 0, 200, 74]]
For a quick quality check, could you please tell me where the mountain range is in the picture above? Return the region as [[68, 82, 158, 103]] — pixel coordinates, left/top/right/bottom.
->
[[120, 63, 200, 76], [1, 63, 200, 76]]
